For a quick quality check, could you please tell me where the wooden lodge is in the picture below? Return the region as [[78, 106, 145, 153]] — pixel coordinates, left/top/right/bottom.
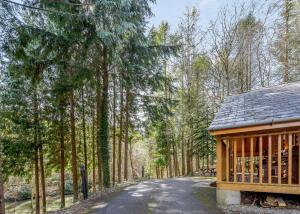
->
[[209, 82, 300, 200]]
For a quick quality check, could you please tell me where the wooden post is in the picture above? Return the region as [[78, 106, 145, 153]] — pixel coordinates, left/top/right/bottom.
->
[[0, 143, 5, 214], [242, 138, 245, 183], [299, 135, 300, 185], [234, 139, 237, 182], [226, 140, 229, 182], [216, 136, 222, 182], [278, 135, 282, 184], [288, 134, 292, 185], [259, 136, 263, 184], [250, 137, 254, 183], [268, 136, 272, 184]]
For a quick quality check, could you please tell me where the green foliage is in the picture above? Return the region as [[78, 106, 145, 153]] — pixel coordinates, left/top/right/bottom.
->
[[18, 186, 32, 201], [64, 180, 73, 195]]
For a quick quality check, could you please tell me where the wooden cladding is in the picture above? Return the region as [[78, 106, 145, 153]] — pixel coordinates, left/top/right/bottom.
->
[[242, 138, 245, 183], [234, 139, 237, 182], [278, 135, 282, 185], [219, 132, 300, 188], [268, 136, 272, 184]]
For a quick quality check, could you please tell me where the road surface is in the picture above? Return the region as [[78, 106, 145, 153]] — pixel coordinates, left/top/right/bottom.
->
[[89, 177, 223, 214]]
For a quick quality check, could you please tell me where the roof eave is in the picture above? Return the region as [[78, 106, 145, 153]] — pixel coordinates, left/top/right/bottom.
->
[[209, 117, 300, 136]]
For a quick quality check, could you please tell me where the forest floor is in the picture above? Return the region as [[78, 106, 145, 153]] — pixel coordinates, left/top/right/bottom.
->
[[54, 177, 222, 214], [5, 195, 74, 214]]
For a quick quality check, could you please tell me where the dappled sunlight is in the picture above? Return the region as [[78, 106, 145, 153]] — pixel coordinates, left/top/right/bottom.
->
[[5, 200, 32, 214], [136, 187, 153, 192], [91, 202, 108, 209], [125, 184, 150, 191], [131, 192, 144, 197], [148, 202, 159, 208]]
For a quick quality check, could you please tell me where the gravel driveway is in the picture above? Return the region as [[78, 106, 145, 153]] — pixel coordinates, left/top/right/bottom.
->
[[88, 177, 222, 214]]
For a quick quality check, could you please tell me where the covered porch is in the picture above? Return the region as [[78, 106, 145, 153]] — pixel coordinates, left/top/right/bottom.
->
[[216, 129, 300, 195]]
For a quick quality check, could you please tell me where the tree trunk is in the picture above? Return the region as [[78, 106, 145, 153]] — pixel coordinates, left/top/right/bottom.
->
[[196, 153, 200, 171], [39, 146, 46, 214], [34, 148, 40, 214], [92, 109, 96, 193], [175, 144, 180, 176], [112, 78, 116, 185], [181, 132, 185, 176], [173, 144, 179, 176], [59, 105, 65, 208], [186, 140, 190, 175], [96, 69, 103, 190], [206, 146, 210, 170], [33, 88, 40, 214], [129, 140, 134, 178], [118, 77, 124, 184], [31, 167, 34, 212], [99, 46, 110, 188], [81, 88, 88, 180], [169, 146, 173, 178], [284, 0, 290, 83], [156, 166, 160, 179], [0, 142, 5, 214], [190, 138, 194, 176], [124, 86, 129, 181], [70, 89, 79, 201]]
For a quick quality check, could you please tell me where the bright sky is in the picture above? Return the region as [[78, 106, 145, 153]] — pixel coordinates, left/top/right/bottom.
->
[[149, 0, 235, 31]]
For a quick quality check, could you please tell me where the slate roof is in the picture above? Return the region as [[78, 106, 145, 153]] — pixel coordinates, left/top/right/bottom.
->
[[208, 82, 300, 131]]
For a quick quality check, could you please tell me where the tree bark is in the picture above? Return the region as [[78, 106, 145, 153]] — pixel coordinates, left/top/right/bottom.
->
[[39, 146, 46, 214], [70, 89, 79, 201], [206, 142, 210, 170], [81, 88, 88, 180], [99, 46, 110, 188], [124, 86, 129, 181], [181, 132, 185, 176], [186, 139, 190, 175], [168, 148, 173, 178], [96, 69, 103, 190], [283, 0, 290, 83], [59, 105, 65, 208], [92, 109, 96, 193], [112, 78, 116, 185], [196, 153, 200, 171], [34, 148, 40, 214], [190, 137, 194, 176], [33, 88, 40, 214], [118, 77, 124, 184], [0, 142, 5, 214], [156, 166, 160, 179], [129, 140, 134, 178], [173, 144, 179, 176]]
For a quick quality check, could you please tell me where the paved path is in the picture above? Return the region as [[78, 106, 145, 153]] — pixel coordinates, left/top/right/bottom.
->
[[89, 177, 223, 214]]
